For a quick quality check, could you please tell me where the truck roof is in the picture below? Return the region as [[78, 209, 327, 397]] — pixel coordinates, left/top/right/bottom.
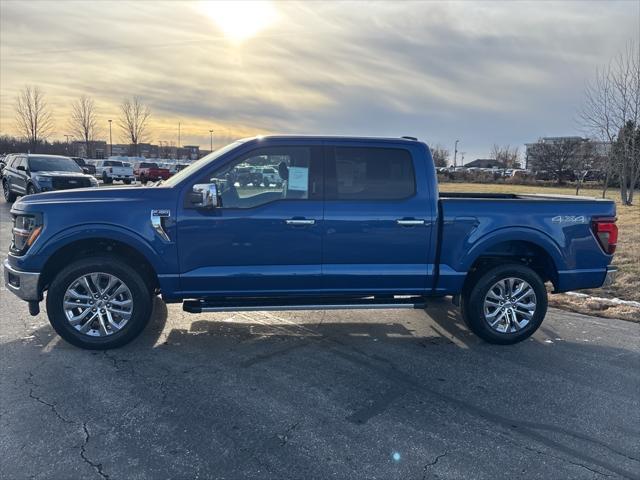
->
[[240, 135, 423, 145]]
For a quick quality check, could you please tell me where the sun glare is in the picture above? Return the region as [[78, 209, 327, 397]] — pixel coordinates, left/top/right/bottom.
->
[[199, 1, 279, 43]]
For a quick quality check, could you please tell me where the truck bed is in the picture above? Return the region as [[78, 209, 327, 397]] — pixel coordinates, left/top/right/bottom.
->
[[439, 191, 610, 202], [434, 192, 616, 294]]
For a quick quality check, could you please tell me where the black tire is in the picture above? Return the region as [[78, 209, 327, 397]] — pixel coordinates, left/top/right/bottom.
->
[[27, 184, 37, 195], [46, 255, 154, 349], [2, 179, 17, 202], [102, 172, 113, 184], [461, 264, 547, 345], [123, 179, 132, 185]]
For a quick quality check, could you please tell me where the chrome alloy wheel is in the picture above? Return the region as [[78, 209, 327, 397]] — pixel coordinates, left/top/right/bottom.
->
[[63, 273, 133, 337], [483, 277, 537, 334]]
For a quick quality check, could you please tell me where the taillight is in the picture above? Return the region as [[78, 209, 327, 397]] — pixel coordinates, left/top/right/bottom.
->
[[591, 217, 618, 254]]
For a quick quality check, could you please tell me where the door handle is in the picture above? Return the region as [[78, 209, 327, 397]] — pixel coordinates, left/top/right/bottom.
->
[[286, 218, 316, 226], [396, 219, 425, 226]]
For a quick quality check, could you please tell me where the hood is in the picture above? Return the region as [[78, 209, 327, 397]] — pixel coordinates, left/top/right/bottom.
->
[[32, 170, 93, 178], [11, 185, 174, 212]]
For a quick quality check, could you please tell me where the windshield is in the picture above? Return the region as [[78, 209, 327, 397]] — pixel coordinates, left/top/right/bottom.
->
[[28, 156, 83, 173], [162, 140, 247, 187]]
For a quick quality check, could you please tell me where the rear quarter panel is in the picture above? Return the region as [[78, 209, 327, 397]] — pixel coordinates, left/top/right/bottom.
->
[[438, 197, 616, 293]]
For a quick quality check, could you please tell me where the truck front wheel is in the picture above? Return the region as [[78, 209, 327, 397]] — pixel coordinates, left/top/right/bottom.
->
[[461, 264, 547, 345], [46, 256, 153, 349]]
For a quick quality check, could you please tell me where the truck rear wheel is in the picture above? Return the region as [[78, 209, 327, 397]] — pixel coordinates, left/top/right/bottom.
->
[[461, 264, 547, 345], [45, 256, 153, 349]]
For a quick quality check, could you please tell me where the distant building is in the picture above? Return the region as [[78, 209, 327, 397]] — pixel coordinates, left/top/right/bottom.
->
[[71, 140, 107, 159], [107, 143, 201, 160], [464, 158, 504, 168], [180, 145, 200, 160]]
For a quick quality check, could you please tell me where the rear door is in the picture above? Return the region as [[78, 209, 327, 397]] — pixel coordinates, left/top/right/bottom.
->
[[322, 143, 434, 295]]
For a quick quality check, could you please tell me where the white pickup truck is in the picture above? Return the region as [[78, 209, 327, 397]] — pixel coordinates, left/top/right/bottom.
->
[[94, 160, 136, 184]]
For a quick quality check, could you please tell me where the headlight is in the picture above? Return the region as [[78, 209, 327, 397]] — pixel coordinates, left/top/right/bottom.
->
[[11, 214, 43, 255], [35, 175, 52, 182]]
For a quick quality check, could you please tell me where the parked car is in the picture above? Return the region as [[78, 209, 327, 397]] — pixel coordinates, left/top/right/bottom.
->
[[71, 157, 96, 175], [2, 154, 98, 201], [172, 163, 190, 174], [258, 166, 282, 186], [228, 164, 262, 187], [94, 160, 135, 184], [133, 162, 171, 183], [3, 136, 617, 350], [0, 153, 17, 177]]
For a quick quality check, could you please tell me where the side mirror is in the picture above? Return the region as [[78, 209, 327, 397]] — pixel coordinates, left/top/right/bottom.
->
[[17, 165, 26, 172], [191, 183, 219, 209]]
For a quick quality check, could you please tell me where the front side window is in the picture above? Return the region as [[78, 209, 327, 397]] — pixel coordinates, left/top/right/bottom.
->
[[208, 146, 313, 209], [328, 147, 415, 200]]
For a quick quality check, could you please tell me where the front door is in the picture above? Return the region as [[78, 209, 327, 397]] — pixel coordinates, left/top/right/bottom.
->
[[177, 144, 324, 297], [322, 144, 434, 295], [13, 156, 28, 194]]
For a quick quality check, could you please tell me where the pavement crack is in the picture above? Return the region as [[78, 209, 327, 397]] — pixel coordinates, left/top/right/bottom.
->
[[80, 422, 110, 480], [25, 372, 111, 479], [26, 372, 74, 425], [519, 443, 614, 478], [276, 422, 300, 446]]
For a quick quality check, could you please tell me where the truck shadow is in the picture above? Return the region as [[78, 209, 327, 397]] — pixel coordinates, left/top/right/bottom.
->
[[3, 298, 639, 479]]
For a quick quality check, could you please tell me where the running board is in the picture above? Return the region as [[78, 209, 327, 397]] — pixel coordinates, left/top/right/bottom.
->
[[182, 296, 427, 313]]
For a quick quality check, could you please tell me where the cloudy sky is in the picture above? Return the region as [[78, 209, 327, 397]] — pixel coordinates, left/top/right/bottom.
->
[[1, 0, 638, 161]]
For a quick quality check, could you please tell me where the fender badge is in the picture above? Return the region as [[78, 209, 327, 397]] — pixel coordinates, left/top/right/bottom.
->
[[151, 209, 170, 218]]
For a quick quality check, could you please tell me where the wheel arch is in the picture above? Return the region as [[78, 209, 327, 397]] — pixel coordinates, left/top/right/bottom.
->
[[38, 235, 161, 295], [460, 228, 563, 292]]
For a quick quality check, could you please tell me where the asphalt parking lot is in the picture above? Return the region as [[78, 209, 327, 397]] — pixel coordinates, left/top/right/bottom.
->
[[0, 198, 639, 480]]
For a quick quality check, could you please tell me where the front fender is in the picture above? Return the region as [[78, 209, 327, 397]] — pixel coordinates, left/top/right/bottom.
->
[[19, 223, 171, 274]]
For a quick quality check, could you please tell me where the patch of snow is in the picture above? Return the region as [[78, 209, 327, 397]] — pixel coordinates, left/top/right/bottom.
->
[[564, 291, 640, 308]]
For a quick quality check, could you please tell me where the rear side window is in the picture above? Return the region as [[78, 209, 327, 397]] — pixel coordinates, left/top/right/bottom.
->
[[327, 147, 415, 200]]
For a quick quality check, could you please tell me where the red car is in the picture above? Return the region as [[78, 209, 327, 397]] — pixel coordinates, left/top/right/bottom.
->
[[133, 162, 171, 183]]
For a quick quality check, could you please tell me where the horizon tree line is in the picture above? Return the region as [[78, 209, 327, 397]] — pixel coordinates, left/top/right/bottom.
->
[[12, 87, 153, 156]]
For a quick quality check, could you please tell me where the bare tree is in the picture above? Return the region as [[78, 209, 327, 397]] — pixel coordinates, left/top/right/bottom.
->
[[15, 86, 54, 152], [528, 138, 583, 184], [490, 144, 520, 168], [430, 144, 450, 167], [68, 95, 99, 157], [118, 96, 151, 156], [580, 41, 640, 205], [574, 141, 597, 195]]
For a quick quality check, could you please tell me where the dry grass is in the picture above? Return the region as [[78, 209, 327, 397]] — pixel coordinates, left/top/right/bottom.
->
[[440, 182, 639, 320]]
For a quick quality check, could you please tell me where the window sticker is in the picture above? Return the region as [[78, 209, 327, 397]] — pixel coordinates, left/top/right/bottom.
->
[[287, 166, 309, 191]]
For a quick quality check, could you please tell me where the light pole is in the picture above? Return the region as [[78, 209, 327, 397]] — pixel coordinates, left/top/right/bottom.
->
[[64, 135, 71, 155], [453, 139, 459, 168], [108, 120, 113, 158], [209, 130, 213, 152]]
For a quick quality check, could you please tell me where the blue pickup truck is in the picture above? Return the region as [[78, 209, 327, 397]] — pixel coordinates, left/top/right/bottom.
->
[[3, 136, 618, 349]]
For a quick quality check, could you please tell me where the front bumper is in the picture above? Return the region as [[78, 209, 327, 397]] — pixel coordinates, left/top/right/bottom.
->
[[602, 266, 618, 287], [3, 259, 41, 302]]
